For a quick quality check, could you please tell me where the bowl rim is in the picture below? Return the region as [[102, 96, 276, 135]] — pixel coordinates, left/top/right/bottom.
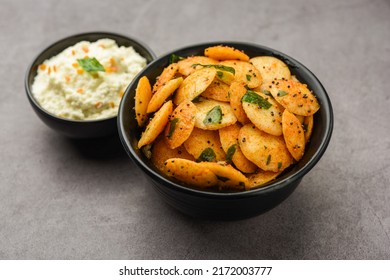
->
[[118, 41, 334, 198], [25, 31, 156, 124]]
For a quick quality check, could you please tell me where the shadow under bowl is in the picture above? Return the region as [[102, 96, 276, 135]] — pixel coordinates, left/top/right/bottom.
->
[[25, 32, 156, 138], [118, 42, 333, 220]]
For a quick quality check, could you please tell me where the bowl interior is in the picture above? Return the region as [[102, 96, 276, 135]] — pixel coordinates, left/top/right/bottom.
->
[[26, 32, 156, 123], [118, 42, 333, 195]]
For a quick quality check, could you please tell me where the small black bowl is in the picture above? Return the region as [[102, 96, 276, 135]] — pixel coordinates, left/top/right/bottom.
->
[[25, 32, 156, 138], [118, 42, 333, 220]]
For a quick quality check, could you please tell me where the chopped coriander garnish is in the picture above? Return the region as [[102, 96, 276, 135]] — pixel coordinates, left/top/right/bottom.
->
[[191, 64, 235, 75], [203, 105, 222, 126], [226, 144, 237, 163], [241, 90, 272, 109], [167, 118, 179, 138], [141, 144, 152, 159], [278, 162, 282, 169], [77, 57, 105, 73], [262, 90, 272, 96], [266, 154, 271, 165], [192, 96, 203, 103], [169, 53, 185, 64], [217, 176, 229, 182], [277, 90, 288, 97], [246, 74, 252, 81], [197, 148, 216, 162]]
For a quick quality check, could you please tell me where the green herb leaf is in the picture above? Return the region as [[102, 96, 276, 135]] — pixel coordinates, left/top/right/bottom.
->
[[197, 148, 216, 162], [217, 176, 229, 182], [203, 105, 222, 125], [216, 71, 224, 79], [241, 90, 272, 109], [246, 74, 252, 81], [278, 162, 282, 169], [192, 96, 203, 103], [77, 57, 105, 73], [167, 118, 179, 138], [169, 53, 185, 64], [266, 154, 271, 165], [226, 144, 237, 163], [277, 90, 288, 97], [262, 90, 272, 96], [192, 64, 235, 75], [141, 144, 152, 159]]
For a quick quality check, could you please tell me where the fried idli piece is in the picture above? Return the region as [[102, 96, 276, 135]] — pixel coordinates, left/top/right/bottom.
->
[[198, 161, 248, 189], [194, 99, 237, 130], [247, 170, 282, 190], [282, 110, 305, 161], [219, 124, 257, 173], [147, 77, 183, 113], [205, 45, 249, 61], [165, 101, 197, 149], [219, 60, 262, 88], [138, 101, 173, 148], [151, 136, 194, 172], [164, 158, 218, 188], [184, 128, 226, 162], [174, 68, 217, 105], [152, 63, 179, 94], [303, 115, 314, 143], [229, 81, 250, 124], [267, 79, 320, 116], [177, 56, 218, 76], [201, 79, 230, 102], [242, 90, 284, 136], [295, 114, 305, 124], [239, 124, 293, 172], [135, 76, 152, 127], [249, 56, 291, 84]]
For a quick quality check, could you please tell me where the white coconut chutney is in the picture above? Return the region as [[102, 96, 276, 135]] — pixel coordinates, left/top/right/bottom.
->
[[32, 38, 147, 120]]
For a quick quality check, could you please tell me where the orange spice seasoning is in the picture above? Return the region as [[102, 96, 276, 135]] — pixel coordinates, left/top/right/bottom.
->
[[82, 46, 89, 53], [95, 102, 103, 109]]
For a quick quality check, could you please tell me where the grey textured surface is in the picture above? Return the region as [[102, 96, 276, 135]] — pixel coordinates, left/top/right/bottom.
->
[[0, 0, 389, 259]]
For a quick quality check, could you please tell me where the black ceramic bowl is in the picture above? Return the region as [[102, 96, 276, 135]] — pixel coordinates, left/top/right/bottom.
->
[[118, 42, 333, 220], [25, 32, 156, 138]]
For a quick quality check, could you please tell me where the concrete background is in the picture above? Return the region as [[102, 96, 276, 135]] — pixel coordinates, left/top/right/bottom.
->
[[0, 0, 389, 259]]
